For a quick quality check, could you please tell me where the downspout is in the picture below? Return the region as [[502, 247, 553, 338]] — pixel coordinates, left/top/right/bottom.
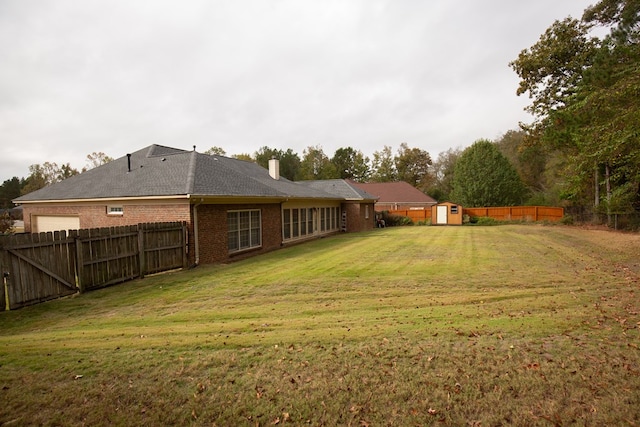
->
[[193, 200, 202, 266]]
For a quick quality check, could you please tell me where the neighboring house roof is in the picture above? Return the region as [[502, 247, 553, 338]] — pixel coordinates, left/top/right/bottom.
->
[[14, 144, 372, 203], [347, 181, 437, 205]]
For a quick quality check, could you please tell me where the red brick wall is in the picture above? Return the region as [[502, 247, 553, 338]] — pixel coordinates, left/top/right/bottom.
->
[[22, 202, 197, 265], [195, 203, 282, 264], [343, 202, 375, 232], [22, 202, 191, 232]]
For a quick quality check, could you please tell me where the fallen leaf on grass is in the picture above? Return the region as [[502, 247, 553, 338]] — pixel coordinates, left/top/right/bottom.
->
[[428, 408, 438, 415]]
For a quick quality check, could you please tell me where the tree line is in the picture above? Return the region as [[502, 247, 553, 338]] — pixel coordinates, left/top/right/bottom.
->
[[206, 129, 579, 210], [510, 0, 639, 224], [0, 152, 113, 210], [1, 134, 549, 213]]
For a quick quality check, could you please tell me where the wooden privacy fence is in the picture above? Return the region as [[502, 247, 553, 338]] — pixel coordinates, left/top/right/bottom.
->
[[463, 206, 564, 222], [387, 209, 432, 222], [0, 222, 187, 311], [386, 206, 564, 223]]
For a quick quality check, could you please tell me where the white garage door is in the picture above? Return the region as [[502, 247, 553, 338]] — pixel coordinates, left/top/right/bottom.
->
[[35, 216, 80, 233]]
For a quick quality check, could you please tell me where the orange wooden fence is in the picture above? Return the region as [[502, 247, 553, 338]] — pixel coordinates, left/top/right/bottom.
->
[[387, 209, 432, 222], [463, 206, 564, 222], [386, 206, 564, 223]]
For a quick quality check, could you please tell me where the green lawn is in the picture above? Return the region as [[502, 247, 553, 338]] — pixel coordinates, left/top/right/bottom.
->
[[1, 225, 639, 426]]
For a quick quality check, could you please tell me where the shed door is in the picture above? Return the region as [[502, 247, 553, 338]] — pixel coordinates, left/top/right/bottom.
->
[[35, 215, 80, 233], [436, 206, 448, 225]]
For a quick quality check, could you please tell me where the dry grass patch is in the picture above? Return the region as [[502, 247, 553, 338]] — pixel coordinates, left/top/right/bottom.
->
[[1, 225, 639, 425]]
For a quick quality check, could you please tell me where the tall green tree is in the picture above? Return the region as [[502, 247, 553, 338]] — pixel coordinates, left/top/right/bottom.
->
[[232, 153, 254, 162], [204, 146, 227, 156], [331, 147, 370, 182], [394, 143, 432, 190], [510, 17, 598, 120], [427, 147, 462, 202], [0, 177, 23, 209], [495, 130, 549, 194], [254, 146, 280, 168], [254, 146, 301, 181], [451, 140, 528, 207], [297, 145, 338, 180], [21, 162, 79, 195], [84, 152, 113, 171], [0, 211, 12, 234], [370, 145, 396, 182], [510, 0, 640, 218]]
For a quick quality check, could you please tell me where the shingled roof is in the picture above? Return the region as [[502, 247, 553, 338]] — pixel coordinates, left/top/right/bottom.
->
[[15, 144, 375, 203], [303, 179, 378, 201], [347, 181, 437, 205]]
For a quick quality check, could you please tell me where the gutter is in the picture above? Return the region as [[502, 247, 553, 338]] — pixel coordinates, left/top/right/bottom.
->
[[14, 195, 189, 204]]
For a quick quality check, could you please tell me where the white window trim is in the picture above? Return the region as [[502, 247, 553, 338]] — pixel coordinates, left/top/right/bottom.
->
[[227, 209, 262, 253], [107, 205, 124, 216], [283, 206, 341, 242]]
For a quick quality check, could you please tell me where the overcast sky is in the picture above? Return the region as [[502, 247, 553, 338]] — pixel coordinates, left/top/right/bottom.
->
[[1, 0, 597, 181]]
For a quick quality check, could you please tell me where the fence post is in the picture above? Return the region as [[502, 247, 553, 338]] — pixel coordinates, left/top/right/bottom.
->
[[138, 225, 146, 279], [0, 239, 7, 311], [75, 236, 85, 293], [3, 271, 9, 311]]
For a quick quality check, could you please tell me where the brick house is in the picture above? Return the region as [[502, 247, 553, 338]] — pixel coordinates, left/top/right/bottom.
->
[[14, 144, 377, 265]]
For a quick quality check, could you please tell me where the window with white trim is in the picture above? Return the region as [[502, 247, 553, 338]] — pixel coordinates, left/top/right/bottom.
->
[[292, 208, 299, 238], [107, 205, 124, 215], [283, 209, 291, 239], [228, 209, 261, 252], [283, 207, 342, 241]]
